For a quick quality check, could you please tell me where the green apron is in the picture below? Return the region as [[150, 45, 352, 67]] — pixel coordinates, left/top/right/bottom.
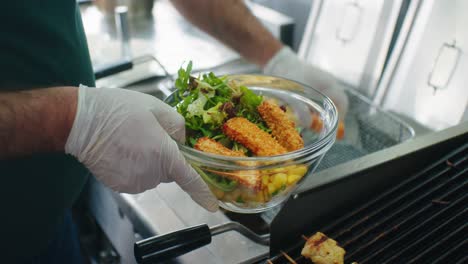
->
[[0, 0, 95, 260]]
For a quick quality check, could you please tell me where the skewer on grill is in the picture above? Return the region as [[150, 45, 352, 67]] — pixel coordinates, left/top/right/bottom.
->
[[280, 250, 297, 264]]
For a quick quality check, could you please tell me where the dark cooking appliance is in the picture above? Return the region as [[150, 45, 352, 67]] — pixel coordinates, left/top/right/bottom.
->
[[267, 140, 467, 264], [134, 122, 467, 263]]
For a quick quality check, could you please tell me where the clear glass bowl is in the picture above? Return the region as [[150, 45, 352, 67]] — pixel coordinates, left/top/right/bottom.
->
[[166, 75, 338, 213]]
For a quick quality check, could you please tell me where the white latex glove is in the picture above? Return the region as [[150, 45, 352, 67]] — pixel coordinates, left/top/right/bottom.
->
[[263, 47, 349, 119], [65, 85, 218, 212]]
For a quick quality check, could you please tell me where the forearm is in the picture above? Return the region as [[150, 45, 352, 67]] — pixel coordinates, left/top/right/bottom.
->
[[171, 0, 283, 67], [0, 87, 77, 159]]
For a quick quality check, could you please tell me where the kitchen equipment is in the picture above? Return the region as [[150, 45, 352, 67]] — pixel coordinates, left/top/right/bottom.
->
[[315, 87, 414, 172], [246, 1, 295, 48], [91, 3, 174, 92], [267, 133, 468, 263], [373, 0, 468, 131], [135, 222, 269, 264], [95, 0, 154, 18], [298, 0, 407, 96], [164, 74, 339, 213], [133, 122, 467, 263], [251, 0, 313, 50], [93, 54, 170, 82], [115, 5, 132, 59]]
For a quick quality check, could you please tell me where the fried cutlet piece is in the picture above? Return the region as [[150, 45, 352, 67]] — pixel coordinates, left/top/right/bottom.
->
[[214, 170, 262, 190], [257, 101, 304, 151], [195, 137, 245, 157], [194, 137, 261, 189], [222, 117, 287, 156], [301, 232, 346, 264]]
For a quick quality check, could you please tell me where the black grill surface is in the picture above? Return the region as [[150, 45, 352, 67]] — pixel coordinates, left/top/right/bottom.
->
[[267, 143, 467, 264]]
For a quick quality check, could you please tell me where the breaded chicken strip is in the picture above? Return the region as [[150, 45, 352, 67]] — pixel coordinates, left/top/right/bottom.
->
[[257, 101, 304, 151], [215, 170, 261, 190], [223, 117, 287, 156], [301, 232, 346, 264], [194, 137, 261, 189], [195, 137, 245, 157]]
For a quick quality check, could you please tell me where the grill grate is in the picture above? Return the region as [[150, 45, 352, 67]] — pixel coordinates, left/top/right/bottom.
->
[[267, 143, 467, 264]]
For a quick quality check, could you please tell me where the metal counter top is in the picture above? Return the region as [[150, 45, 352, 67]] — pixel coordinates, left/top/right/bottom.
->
[[81, 0, 241, 73]]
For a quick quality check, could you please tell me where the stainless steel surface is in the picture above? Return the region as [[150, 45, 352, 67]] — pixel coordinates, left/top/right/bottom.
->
[[299, 0, 404, 96], [246, 1, 295, 47], [83, 0, 291, 75], [375, 0, 468, 131], [426, 40, 461, 93], [131, 54, 173, 81], [82, 0, 241, 73], [95, 0, 154, 18], [252, 0, 313, 50], [210, 222, 270, 246], [87, 177, 139, 264], [371, 0, 422, 102], [335, 1, 363, 44], [115, 6, 131, 58]]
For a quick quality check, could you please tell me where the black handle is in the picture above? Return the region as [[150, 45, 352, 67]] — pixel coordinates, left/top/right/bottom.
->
[[93, 59, 133, 80], [134, 224, 212, 264]]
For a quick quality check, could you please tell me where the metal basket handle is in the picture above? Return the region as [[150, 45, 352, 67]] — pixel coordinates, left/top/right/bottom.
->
[[427, 40, 462, 94], [335, 0, 363, 44]]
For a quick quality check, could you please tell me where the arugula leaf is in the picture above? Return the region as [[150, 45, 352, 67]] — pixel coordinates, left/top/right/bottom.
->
[[240, 85, 262, 110], [176, 93, 197, 116], [174, 61, 193, 104], [188, 137, 198, 147]]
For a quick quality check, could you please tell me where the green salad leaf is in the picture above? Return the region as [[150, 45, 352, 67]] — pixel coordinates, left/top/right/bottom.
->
[[203, 102, 227, 126], [239, 85, 262, 110], [187, 91, 208, 117]]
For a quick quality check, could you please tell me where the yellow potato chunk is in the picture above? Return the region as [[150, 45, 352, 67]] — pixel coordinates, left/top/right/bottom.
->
[[267, 183, 276, 194], [272, 173, 288, 189], [287, 173, 302, 185], [290, 165, 307, 176]]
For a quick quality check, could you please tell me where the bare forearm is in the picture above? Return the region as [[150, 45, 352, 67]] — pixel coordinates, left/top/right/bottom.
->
[[0, 87, 77, 159], [171, 0, 283, 67]]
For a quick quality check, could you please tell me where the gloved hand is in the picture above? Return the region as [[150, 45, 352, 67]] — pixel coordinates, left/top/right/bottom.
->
[[65, 85, 218, 212], [263, 47, 349, 120]]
